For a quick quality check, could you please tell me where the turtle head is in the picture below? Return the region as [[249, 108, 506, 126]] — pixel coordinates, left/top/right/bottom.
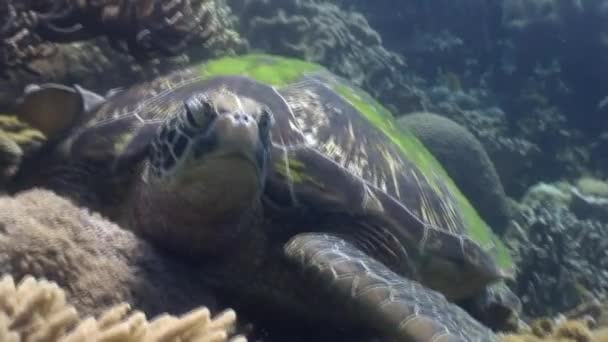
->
[[132, 90, 274, 256], [148, 90, 273, 183]]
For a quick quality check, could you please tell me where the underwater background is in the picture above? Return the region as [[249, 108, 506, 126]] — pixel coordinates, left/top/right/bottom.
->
[[1, 0, 608, 341]]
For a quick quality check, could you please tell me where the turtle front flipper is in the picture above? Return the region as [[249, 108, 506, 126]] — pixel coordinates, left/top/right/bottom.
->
[[284, 233, 498, 342]]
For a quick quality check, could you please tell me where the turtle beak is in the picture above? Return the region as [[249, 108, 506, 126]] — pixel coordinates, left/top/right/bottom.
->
[[214, 111, 260, 151]]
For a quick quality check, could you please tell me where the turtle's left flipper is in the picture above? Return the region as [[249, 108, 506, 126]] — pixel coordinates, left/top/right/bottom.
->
[[284, 233, 498, 342]]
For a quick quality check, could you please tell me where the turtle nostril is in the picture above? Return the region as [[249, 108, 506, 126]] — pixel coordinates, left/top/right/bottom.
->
[[232, 113, 250, 123]]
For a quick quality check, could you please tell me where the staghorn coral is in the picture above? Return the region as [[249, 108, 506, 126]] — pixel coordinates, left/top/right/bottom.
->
[[0, 274, 245, 342]]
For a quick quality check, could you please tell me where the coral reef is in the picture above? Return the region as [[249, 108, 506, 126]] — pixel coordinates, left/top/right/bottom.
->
[[501, 318, 607, 341], [499, 0, 608, 134], [398, 111, 513, 233], [0, 275, 244, 342], [403, 77, 586, 197], [1, 0, 246, 110], [1, 0, 235, 73], [331, 0, 608, 194], [0, 188, 223, 319], [226, 0, 416, 113], [0, 115, 45, 188], [505, 181, 608, 318], [0, 189, 392, 342]]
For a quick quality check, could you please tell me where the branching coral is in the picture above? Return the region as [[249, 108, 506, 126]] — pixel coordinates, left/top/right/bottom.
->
[[0, 274, 246, 342]]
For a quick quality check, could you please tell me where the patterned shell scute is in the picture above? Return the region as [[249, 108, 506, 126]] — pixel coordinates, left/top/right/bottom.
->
[[85, 68, 203, 126]]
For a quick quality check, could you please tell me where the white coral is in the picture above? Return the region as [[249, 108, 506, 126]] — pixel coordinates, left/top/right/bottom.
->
[[0, 275, 246, 342]]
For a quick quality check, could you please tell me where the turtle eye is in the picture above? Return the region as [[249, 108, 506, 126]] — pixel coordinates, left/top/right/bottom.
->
[[183, 93, 217, 129], [257, 107, 274, 133], [257, 108, 274, 146]]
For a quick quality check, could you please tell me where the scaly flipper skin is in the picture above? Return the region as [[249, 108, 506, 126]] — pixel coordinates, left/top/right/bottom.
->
[[284, 233, 498, 342]]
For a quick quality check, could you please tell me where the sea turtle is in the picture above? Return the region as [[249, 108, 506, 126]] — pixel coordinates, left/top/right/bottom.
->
[[9, 54, 518, 341]]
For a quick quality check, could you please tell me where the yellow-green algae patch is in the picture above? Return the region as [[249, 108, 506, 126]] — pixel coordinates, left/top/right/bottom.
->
[[197, 54, 513, 270], [273, 156, 322, 187], [199, 54, 321, 86]]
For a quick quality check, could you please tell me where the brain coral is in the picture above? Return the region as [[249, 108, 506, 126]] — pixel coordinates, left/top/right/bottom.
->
[[398, 111, 513, 234], [0, 189, 223, 319]]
